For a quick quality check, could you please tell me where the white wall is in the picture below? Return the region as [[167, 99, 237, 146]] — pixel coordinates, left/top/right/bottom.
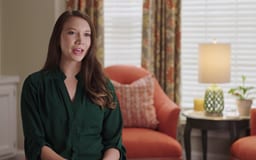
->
[[1, 0, 65, 149], [0, 0, 2, 73]]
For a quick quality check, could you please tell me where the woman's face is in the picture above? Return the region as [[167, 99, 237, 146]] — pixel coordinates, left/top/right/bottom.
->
[[60, 16, 91, 64]]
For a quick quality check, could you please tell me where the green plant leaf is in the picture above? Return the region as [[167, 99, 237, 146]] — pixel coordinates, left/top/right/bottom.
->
[[228, 75, 256, 100]]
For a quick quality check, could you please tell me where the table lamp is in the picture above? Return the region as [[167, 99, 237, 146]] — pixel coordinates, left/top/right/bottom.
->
[[198, 42, 231, 116]]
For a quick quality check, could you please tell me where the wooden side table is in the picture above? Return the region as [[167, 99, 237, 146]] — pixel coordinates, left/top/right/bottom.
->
[[183, 110, 250, 160]]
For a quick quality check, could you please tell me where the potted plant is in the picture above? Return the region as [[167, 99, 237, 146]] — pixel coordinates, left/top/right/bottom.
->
[[228, 75, 256, 116]]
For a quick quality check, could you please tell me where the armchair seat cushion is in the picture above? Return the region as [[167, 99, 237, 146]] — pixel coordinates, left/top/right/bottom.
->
[[123, 128, 182, 158], [230, 136, 256, 160]]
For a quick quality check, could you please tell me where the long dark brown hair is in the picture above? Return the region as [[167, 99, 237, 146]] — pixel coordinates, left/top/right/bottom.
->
[[43, 10, 115, 109]]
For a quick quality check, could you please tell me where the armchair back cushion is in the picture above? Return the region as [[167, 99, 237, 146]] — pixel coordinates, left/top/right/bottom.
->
[[111, 74, 159, 129]]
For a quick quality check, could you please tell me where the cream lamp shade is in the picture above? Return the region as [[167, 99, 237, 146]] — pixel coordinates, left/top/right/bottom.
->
[[198, 43, 231, 116], [199, 43, 231, 83]]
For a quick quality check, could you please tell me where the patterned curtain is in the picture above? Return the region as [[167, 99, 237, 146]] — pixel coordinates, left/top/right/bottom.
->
[[142, 0, 181, 104], [66, 0, 104, 65]]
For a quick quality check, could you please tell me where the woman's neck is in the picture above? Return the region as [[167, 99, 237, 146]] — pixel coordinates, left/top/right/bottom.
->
[[60, 61, 81, 78]]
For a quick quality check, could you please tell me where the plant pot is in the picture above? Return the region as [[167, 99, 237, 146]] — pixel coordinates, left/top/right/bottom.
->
[[236, 99, 252, 116]]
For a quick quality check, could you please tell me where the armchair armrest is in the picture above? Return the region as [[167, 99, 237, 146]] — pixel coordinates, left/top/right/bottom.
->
[[153, 79, 180, 139], [251, 108, 256, 135]]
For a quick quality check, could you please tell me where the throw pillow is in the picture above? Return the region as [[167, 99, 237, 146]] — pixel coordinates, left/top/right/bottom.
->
[[111, 74, 159, 129]]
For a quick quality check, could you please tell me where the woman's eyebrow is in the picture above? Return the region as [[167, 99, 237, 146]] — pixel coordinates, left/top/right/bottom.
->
[[64, 27, 91, 32]]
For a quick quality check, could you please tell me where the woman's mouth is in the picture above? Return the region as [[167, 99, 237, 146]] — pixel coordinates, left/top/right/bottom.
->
[[72, 48, 84, 55]]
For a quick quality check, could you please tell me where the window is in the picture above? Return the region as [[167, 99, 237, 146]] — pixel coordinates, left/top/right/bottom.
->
[[104, 0, 143, 67], [104, 0, 256, 110], [181, 0, 256, 110]]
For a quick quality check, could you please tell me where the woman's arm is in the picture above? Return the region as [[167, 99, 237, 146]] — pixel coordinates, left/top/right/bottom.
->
[[101, 80, 126, 160], [21, 75, 47, 160], [41, 146, 66, 160], [102, 148, 120, 160], [21, 75, 67, 160]]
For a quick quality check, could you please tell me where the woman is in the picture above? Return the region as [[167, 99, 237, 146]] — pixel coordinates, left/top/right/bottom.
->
[[21, 10, 126, 160]]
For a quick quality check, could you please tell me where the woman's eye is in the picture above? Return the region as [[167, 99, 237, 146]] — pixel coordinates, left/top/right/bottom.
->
[[68, 31, 75, 35], [84, 33, 91, 37]]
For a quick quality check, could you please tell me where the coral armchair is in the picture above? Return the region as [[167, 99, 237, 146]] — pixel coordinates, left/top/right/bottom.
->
[[104, 65, 182, 160], [230, 108, 256, 160]]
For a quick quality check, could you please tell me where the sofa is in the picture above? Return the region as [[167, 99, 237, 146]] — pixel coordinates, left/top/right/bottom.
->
[[104, 65, 182, 160]]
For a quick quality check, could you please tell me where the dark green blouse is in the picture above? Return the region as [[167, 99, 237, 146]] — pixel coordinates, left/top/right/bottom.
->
[[21, 69, 126, 160]]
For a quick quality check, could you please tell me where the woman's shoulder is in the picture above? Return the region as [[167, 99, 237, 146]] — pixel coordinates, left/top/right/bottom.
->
[[22, 70, 46, 92], [23, 69, 55, 87], [24, 70, 43, 83], [25, 68, 62, 82]]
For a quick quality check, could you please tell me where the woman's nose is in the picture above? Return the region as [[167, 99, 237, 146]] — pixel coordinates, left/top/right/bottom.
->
[[75, 34, 84, 44]]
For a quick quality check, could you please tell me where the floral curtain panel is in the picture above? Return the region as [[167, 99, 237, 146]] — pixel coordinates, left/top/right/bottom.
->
[[66, 0, 104, 64], [142, 0, 181, 104]]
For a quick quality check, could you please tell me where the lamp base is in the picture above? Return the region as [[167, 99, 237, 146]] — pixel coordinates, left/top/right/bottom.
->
[[204, 112, 223, 117], [204, 84, 224, 117]]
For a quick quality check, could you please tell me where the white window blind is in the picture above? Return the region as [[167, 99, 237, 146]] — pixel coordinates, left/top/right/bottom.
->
[[104, 0, 143, 67], [181, 0, 256, 110]]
